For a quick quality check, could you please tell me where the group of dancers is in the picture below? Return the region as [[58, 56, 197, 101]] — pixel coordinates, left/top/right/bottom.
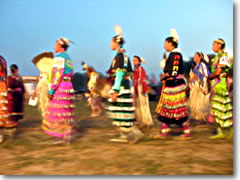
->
[[0, 25, 233, 145]]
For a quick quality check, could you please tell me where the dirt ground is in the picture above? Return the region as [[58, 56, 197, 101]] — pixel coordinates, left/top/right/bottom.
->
[[0, 97, 233, 175]]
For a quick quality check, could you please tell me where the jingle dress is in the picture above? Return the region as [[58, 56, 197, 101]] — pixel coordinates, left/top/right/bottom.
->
[[106, 49, 136, 128], [209, 51, 233, 128], [0, 56, 18, 127], [42, 52, 75, 139], [156, 49, 188, 126]]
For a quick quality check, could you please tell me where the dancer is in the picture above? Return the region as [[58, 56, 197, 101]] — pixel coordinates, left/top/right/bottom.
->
[[132, 55, 153, 128], [208, 38, 233, 139], [0, 56, 18, 143], [155, 29, 191, 139], [188, 52, 210, 122], [42, 38, 75, 145], [82, 62, 103, 117], [7, 64, 25, 122], [32, 52, 54, 118], [106, 25, 143, 143], [0, 56, 18, 128]]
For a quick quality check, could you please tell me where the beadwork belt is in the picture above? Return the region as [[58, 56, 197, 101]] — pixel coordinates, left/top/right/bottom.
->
[[62, 77, 71, 82]]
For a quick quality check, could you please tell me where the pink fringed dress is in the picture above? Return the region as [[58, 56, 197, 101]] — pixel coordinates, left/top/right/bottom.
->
[[42, 52, 75, 139]]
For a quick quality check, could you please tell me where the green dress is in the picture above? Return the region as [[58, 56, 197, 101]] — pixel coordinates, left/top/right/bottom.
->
[[210, 51, 233, 128]]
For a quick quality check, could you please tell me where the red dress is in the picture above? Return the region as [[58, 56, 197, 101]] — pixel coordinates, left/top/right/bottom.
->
[[133, 65, 148, 96], [7, 74, 25, 121], [133, 64, 153, 127]]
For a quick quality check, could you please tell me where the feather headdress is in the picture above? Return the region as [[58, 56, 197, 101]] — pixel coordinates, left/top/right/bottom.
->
[[203, 53, 209, 63], [114, 24, 124, 43], [170, 29, 179, 43], [140, 57, 146, 64], [114, 24, 123, 36], [57, 37, 74, 46]]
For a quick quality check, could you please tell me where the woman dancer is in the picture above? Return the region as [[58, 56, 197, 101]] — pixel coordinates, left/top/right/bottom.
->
[[106, 25, 143, 143], [208, 38, 233, 139], [42, 38, 75, 145], [7, 64, 25, 122], [132, 55, 153, 128], [0, 56, 18, 143], [188, 52, 210, 122], [155, 29, 190, 139]]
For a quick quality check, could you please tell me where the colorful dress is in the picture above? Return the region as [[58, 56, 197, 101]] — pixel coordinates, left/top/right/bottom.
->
[[32, 51, 54, 118], [7, 73, 25, 121], [106, 49, 136, 128], [209, 51, 233, 128], [133, 64, 153, 127], [155, 49, 189, 136], [87, 71, 102, 116], [42, 52, 75, 139], [188, 62, 210, 121], [0, 56, 18, 128]]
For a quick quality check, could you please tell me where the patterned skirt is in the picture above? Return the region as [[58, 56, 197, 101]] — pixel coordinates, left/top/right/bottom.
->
[[0, 80, 18, 128], [210, 77, 233, 128], [134, 85, 154, 127], [156, 77, 188, 125], [42, 80, 75, 139], [8, 91, 24, 121], [188, 80, 210, 121], [106, 79, 136, 128]]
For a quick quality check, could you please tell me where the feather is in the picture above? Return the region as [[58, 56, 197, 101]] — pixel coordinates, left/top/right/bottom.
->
[[58, 37, 74, 46], [140, 57, 146, 64], [203, 53, 209, 63], [160, 59, 166, 69], [114, 24, 123, 36], [170, 29, 179, 42]]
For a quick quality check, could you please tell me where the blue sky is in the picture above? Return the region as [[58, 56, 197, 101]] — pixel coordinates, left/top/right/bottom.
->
[[0, 0, 233, 77]]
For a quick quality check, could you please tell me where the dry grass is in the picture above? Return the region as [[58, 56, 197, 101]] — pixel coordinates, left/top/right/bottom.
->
[[0, 99, 233, 175]]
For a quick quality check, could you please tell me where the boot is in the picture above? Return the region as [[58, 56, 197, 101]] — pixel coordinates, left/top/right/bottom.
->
[[110, 127, 129, 143], [175, 123, 192, 140], [53, 133, 71, 145], [225, 126, 233, 139], [0, 134, 4, 144], [210, 127, 226, 139], [153, 123, 170, 139], [128, 126, 144, 144], [3, 128, 17, 140]]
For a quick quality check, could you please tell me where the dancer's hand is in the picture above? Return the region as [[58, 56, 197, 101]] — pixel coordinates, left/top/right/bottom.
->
[[48, 94, 53, 100], [111, 92, 118, 102], [32, 91, 37, 100]]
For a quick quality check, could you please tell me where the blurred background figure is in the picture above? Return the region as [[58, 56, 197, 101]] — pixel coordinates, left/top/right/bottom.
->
[[7, 64, 25, 122], [132, 55, 153, 128], [188, 52, 210, 123], [0, 56, 18, 143], [208, 38, 233, 139], [82, 62, 103, 117], [32, 52, 54, 118]]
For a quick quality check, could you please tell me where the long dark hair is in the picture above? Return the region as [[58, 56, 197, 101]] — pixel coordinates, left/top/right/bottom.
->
[[214, 38, 225, 50], [133, 55, 141, 63], [10, 64, 18, 74], [112, 35, 125, 47], [195, 52, 208, 66], [165, 37, 178, 48]]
